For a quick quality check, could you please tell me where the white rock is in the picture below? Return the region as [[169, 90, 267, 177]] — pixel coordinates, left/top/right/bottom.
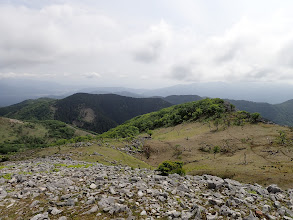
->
[[90, 183, 97, 189], [138, 190, 144, 197]]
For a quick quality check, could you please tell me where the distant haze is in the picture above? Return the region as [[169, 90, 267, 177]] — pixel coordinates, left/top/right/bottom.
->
[[1, 79, 293, 106]]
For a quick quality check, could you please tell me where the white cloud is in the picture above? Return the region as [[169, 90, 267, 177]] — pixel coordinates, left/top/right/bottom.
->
[[82, 72, 102, 79], [129, 20, 171, 63], [1, 1, 293, 87], [0, 4, 119, 70], [0, 72, 56, 79], [166, 14, 293, 83]]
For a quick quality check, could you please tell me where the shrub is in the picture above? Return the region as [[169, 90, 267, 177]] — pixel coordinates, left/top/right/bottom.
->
[[213, 146, 220, 154], [157, 161, 185, 176], [250, 112, 261, 123]]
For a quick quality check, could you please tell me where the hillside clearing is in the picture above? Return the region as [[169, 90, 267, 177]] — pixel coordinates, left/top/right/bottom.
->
[[138, 122, 293, 188]]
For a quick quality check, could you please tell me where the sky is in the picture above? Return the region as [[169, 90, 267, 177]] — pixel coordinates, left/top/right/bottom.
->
[[1, 0, 293, 89]]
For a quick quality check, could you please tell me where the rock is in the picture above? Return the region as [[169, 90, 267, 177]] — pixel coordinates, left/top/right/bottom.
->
[[274, 201, 281, 209], [208, 197, 224, 206], [58, 217, 67, 220], [65, 199, 75, 206], [83, 205, 98, 215], [109, 187, 116, 195], [89, 183, 97, 189], [243, 211, 259, 220], [30, 212, 50, 220], [177, 184, 190, 193], [49, 207, 62, 215], [1, 157, 292, 220], [262, 204, 271, 213], [28, 180, 36, 187], [98, 197, 115, 209], [0, 188, 8, 200], [220, 205, 233, 216], [137, 190, 144, 197], [206, 212, 218, 220], [30, 200, 40, 208], [267, 184, 282, 194]]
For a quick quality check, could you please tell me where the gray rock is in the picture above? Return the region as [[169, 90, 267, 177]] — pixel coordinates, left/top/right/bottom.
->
[[82, 205, 98, 214], [177, 184, 190, 192], [267, 184, 282, 194], [0, 188, 8, 200], [65, 199, 75, 206], [262, 204, 271, 213], [206, 212, 218, 220], [274, 201, 282, 209], [220, 205, 233, 216], [30, 212, 50, 220], [243, 211, 258, 220], [30, 200, 40, 208], [89, 183, 97, 189], [49, 207, 62, 215]]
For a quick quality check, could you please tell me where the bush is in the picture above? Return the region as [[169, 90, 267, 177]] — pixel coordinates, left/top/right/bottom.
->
[[250, 112, 261, 123], [157, 161, 185, 176]]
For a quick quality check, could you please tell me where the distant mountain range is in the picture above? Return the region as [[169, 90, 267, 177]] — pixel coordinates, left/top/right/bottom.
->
[[2, 79, 293, 107], [1, 92, 293, 132]]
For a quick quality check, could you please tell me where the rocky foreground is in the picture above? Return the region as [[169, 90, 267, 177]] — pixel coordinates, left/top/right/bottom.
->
[[0, 158, 293, 220]]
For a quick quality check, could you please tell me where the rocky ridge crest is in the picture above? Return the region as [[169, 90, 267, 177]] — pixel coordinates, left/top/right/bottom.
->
[[0, 158, 293, 219]]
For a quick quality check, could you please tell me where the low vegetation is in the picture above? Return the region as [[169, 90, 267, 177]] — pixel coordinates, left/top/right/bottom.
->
[[0, 117, 94, 154], [157, 160, 186, 176], [102, 98, 261, 138]]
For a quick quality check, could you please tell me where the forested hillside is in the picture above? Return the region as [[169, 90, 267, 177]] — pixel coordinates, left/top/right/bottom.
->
[[0, 93, 172, 133], [227, 99, 293, 126], [0, 98, 55, 120], [53, 93, 172, 133], [102, 98, 260, 138], [163, 95, 202, 105]]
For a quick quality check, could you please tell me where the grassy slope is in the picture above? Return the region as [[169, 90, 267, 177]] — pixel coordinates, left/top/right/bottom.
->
[[0, 117, 94, 153], [0, 117, 47, 144], [138, 121, 293, 188], [3, 97, 293, 189], [15, 141, 151, 169], [0, 98, 55, 120]]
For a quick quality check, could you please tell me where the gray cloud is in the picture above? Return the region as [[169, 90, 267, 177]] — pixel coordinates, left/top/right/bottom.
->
[[170, 65, 192, 80], [1, 1, 293, 87], [277, 41, 293, 68], [133, 41, 162, 63]]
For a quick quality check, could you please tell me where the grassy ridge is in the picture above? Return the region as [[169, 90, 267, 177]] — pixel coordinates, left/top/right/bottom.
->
[[0, 117, 93, 155], [0, 98, 55, 120], [102, 98, 260, 138]]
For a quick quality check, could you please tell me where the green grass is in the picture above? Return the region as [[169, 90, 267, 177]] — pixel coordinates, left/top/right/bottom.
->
[[18, 171, 32, 175], [1, 173, 12, 179], [184, 164, 211, 173], [54, 163, 93, 168]]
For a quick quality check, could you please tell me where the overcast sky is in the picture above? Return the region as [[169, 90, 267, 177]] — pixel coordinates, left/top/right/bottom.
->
[[1, 0, 293, 89]]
